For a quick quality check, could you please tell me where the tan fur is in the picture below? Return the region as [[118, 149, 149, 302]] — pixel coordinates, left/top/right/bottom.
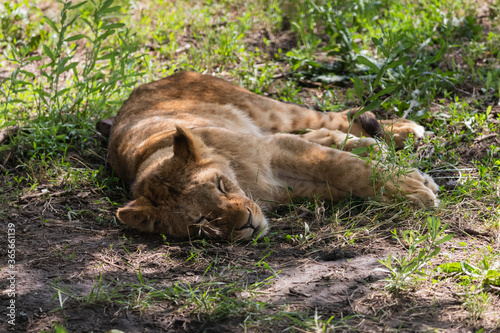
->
[[109, 72, 438, 240]]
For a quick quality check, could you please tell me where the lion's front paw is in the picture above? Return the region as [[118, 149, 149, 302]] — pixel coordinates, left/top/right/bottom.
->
[[381, 119, 425, 149], [301, 129, 382, 155], [384, 169, 439, 207]]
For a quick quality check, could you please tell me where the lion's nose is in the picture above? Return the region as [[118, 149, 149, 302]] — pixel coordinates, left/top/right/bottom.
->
[[235, 208, 255, 231]]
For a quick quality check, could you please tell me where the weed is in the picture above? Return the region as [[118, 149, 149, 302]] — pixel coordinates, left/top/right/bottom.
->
[[52, 264, 275, 321], [437, 247, 500, 289], [285, 221, 314, 245], [2, 0, 141, 159], [461, 284, 491, 322], [378, 216, 454, 293], [40, 322, 68, 333]]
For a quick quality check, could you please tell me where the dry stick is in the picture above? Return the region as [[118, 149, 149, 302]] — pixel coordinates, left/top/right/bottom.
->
[[463, 228, 491, 237], [473, 133, 497, 144], [0, 151, 12, 172], [402, 100, 418, 119], [19, 190, 68, 201]]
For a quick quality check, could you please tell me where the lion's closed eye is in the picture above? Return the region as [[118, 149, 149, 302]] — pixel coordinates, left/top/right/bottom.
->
[[217, 177, 226, 194]]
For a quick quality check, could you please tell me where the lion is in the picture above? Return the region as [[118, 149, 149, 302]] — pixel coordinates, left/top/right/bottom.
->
[[108, 71, 438, 240]]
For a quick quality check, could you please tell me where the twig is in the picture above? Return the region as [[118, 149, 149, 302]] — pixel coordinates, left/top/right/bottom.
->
[[427, 164, 474, 184], [42, 223, 95, 232], [402, 100, 417, 119], [29, 257, 50, 263], [427, 168, 475, 173], [463, 228, 491, 237], [96, 254, 126, 270], [19, 190, 69, 201], [474, 133, 497, 144]]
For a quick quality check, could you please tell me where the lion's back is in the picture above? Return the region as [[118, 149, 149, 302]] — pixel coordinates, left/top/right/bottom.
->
[[108, 72, 268, 183]]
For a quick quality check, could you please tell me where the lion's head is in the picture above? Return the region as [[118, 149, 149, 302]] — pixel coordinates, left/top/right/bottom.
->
[[116, 126, 268, 240]]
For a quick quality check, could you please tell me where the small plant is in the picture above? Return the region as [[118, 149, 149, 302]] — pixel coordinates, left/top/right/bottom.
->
[[377, 216, 454, 293], [461, 284, 491, 322], [285, 221, 314, 244], [437, 248, 500, 288], [40, 322, 68, 333]]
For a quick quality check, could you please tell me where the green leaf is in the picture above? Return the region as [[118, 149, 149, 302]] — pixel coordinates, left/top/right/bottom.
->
[[56, 57, 70, 74], [44, 16, 59, 33], [65, 34, 89, 42], [414, 234, 429, 246], [377, 44, 390, 58], [427, 42, 447, 64], [485, 270, 500, 285], [68, 1, 87, 10], [353, 77, 364, 100], [461, 262, 481, 276], [13, 80, 32, 86], [416, 248, 426, 260], [101, 6, 122, 14], [373, 64, 388, 88], [357, 56, 379, 72], [101, 23, 125, 30], [391, 42, 411, 57], [25, 55, 43, 62], [428, 247, 441, 258], [95, 29, 115, 42], [34, 89, 50, 97], [100, 0, 114, 11], [436, 262, 461, 273], [359, 99, 381, 114], [55, 87, 71, 98], [351, 147, 368, 155], [19, 70, 36, 78], [435, 233, 454, 246], [64, 62, 79, 73], [42, 45, 55, 61], [386, 56, 411, 69], [372, 85, 397, 99], [66, 14, 81, 29], [482, 257, 490, 270], [7, 99, 24, 103], [415, 270, 428, 277], [40, 70, 50, 78], [99, 52, 118, 61]]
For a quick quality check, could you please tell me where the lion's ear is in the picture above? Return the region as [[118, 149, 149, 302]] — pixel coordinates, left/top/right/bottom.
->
[[117, 197, 155, 232], [173, 125, 200, 163]]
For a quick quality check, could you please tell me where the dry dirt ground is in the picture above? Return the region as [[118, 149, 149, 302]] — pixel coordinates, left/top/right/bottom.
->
[[0, 119, 499, 332]]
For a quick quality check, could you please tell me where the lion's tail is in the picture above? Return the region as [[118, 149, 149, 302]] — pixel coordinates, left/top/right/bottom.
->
[[354, 111, 384, 139]]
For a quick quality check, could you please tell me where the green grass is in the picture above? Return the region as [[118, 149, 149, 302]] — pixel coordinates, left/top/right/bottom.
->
[[1, 0, 500, 331]]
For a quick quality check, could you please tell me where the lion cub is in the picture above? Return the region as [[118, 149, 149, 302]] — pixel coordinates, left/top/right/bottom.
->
[[108, 71, 438, 240]]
